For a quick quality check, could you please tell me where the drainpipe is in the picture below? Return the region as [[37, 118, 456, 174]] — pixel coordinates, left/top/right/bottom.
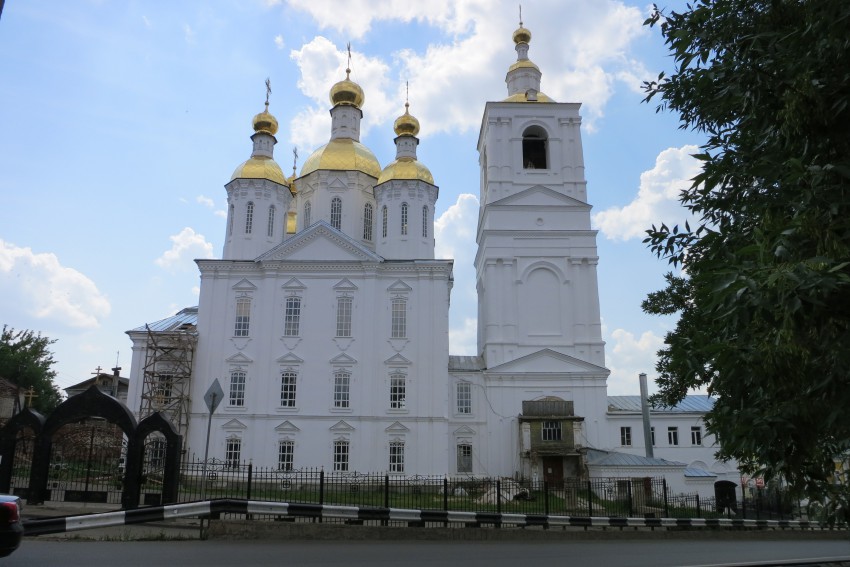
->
[[639, 373, 654, 459]]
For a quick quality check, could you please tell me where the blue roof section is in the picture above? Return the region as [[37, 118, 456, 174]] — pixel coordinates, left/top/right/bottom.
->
[[607, 395, 714, 414], [130, 306, 198, 332], [684, 467, 717, 478], [585, 448, 685, 468]]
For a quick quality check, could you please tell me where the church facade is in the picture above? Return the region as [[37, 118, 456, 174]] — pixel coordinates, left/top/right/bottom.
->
[[125, 23, 734, 492]]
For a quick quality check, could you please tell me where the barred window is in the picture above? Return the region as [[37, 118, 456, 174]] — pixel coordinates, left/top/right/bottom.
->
[[334, 370, 350, 409], [390, 373, 406, 409], [267, 205, 276, 237], [542, 421, 562, 441], [333, 440, 349, 472], [457, 443, 472, 473], [363, 203, 373, 241], [389, 441, 405, 473], [304, 200, 311, 227], [456, 382, 471, 414], [336, 297, 352, 337], [422, 206, 428, 238], [620, 426, 632, 446], [245, 202, 254, 234], [280, 371, 297, 407], [234, 298, 251, 337], [284, 297, 301, 336], [278, 441, 294, 471], [225, 438, 241, 468], [400, 202, 408, 235], [331, 197, 342, 229], [391, 298, 406, 338], [382, 205, 388, 238], [229, 371, 246, 407]]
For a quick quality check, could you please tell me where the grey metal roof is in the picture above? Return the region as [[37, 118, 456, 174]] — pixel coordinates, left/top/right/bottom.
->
[[130, 306, 198, 332], [448, 355, 485, 371], [684, 467, 717, 478], [607, 395, 714, 414], [585, 448, 685, 468]]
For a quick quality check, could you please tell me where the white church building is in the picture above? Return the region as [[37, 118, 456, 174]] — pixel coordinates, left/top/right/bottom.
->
[[125, 22, 737, 496]]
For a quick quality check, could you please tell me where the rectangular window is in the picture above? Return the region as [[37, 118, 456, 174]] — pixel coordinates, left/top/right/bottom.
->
[[457, 443, 472, 473], [668, 426, 679, 446], [334, 371, 350, 409], [391, 298, 407, 338], [456, 382, 471, 414], [691, 426, 702, 446], [390, 374, 406, 409], [280, 371, 297, 407], [422, 206, 428, 238], [278, 441, 294, 471], [400, 203, 408, 235], [154, 373, 173, 403], [389, 441, 405, 473], [620, 426, 632, 446], [333, 440, 349, 472], [234, 298, 251, 337], [542, 421, 562, 441], [229, 371, 246, 407], [363, 204, 373, 241], [225, 438, 241, 468], [336, 297, 352, 337], [284, 297, 301, 337], [267, 205, 275, 237], [245, 202, 254, 234], [382, 206, 387, 238], [651, 426, 656, 446]]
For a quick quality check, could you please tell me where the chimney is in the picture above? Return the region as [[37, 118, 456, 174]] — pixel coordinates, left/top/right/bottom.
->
[[639, 373, 654, 459]]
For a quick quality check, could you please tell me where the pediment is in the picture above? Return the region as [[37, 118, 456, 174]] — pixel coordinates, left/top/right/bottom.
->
[[232, 278, 257, 291], [274, 420, 300, 432], [333, 278, 358, 291], [485, 348, 609, 376], [330, 352, 357, 365], [225, 352, 253, 364], [276, 352, 305, 364], [387, 279, 412, 292], [384, 353, 412, 366], [453, 425, 476, 436], [385, 421, 410, 433], [330, 420, 355, 432], [282, 277, 306, 290], [490, 185, 590, 209], [257, 221, 383, 263], [221, 419, 247, 430]]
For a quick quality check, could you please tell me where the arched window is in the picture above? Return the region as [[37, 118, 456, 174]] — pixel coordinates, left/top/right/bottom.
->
[[228, 204, 234, 235], [363, 203, 373, 241], [245, 202, 254, 234], [422, 206, 428, 238], [304, 201, 311, 228], [400, 203, 408, 236], [382, 206, 388, 238], [267, 205, 276, 237], [331, 197, 342, 229], [522, 125, 548, 169]]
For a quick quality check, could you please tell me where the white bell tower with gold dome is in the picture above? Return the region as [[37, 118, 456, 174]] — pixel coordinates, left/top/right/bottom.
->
[[223, 92, 294, 261], [374, 102, 438, 260]]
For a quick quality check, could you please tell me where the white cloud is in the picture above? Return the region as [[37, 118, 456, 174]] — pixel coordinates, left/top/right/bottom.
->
[[214, 210, 227, 219], [274, 35, 285, 49], [605, 327, 664, 394], [0, 240, 111, 329], [196, 195, 215, 208], [593, 145, 701, 241], [142, 15, 152, 28], [183, 24, 195, 44], [155, 227, 214, 271]]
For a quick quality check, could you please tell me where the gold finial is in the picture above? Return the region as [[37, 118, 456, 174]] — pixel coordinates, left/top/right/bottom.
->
[[265, 77, 272, 106], [346, 42, 352, 78], [292, 147, 298, 176], [519, 4, 523, 27]]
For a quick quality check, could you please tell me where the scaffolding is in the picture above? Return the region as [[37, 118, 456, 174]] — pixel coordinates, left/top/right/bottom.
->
[[138, 323, 196, 440]]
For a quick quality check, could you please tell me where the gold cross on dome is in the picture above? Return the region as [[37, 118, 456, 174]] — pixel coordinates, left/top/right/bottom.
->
[[265, 78, 272, 105], [24, 386, 38, 408]]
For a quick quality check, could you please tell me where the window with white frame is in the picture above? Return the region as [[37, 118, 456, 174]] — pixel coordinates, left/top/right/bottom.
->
[[457, 443, 472, 473], [330, 197, 342, 229], [456, 382, 471, 414], [278, 440, 294, 471], [668, 426, 679, 446], [336, 296, 352, 337], [280, 371, 297, 407], [229, 371, 245, 407], [333, 370, 350, 409], [542, 421, 562, 441], [304, 200, 311, 227], [389, 440, 405, 473], [245, 202, 254, 234], [363, 203, 373, 241], [382, 205, 387, 238], [333, 440, 349, 471], [389, 373, 406, 409], [234, 298, 251, 337], [620, 426, 632, 446], [225, 437, 241, 468], [267, 205, 275, 237], [400, 202, 408, 235], [284, 297, 301, 336], [422, 206, 428, 238], [691, 426, 702, 446], [391, 298, 407, 338]]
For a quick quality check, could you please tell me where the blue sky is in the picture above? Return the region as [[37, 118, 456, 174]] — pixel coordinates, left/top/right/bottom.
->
[[0, 0, 700, 394]]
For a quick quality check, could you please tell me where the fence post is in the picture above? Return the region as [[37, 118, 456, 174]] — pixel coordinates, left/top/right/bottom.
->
[[443, 477, 448, 512], [319, 469, 325, 524], [627, 479, 633, 517], [384, 474, 389, 508], [496, 479, 502, 527], [663, 479, 669, 518], [696, 493, 700, 518], [544, 480, 549, 517], [741, 482, 746, 518], [246, 462, 253, 501], [587, 480, 593, 518]]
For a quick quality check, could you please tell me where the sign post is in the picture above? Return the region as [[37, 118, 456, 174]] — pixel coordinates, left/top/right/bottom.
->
[[200, 378, 224, 502]]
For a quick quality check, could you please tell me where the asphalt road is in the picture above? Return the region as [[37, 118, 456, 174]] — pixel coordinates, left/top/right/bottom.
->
[[6, 539, 850, 567]]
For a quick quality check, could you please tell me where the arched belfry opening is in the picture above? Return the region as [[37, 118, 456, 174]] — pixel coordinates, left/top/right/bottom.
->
[[522, 125, 548, 169]]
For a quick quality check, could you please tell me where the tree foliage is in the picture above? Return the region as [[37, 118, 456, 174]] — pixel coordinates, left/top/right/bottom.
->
[[0, 325, 62, 413], [642, 0, 850, 498]]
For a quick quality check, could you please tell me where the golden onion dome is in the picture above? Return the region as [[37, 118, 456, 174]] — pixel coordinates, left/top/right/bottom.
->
[[377, 157, 434, 185], [252, 102, 279, 136], [502, 91, 554, 103], [231, 155, 288, 186], [513, 24, 531, 45], [329, 69, 365, 108], [300, 138, 381, 178], [393, 102, 420, 137]]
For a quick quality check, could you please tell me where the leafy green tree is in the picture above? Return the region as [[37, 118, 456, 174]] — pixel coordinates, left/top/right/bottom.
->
[[0, 325, 62, 413], [641, 0, 850, 498]]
